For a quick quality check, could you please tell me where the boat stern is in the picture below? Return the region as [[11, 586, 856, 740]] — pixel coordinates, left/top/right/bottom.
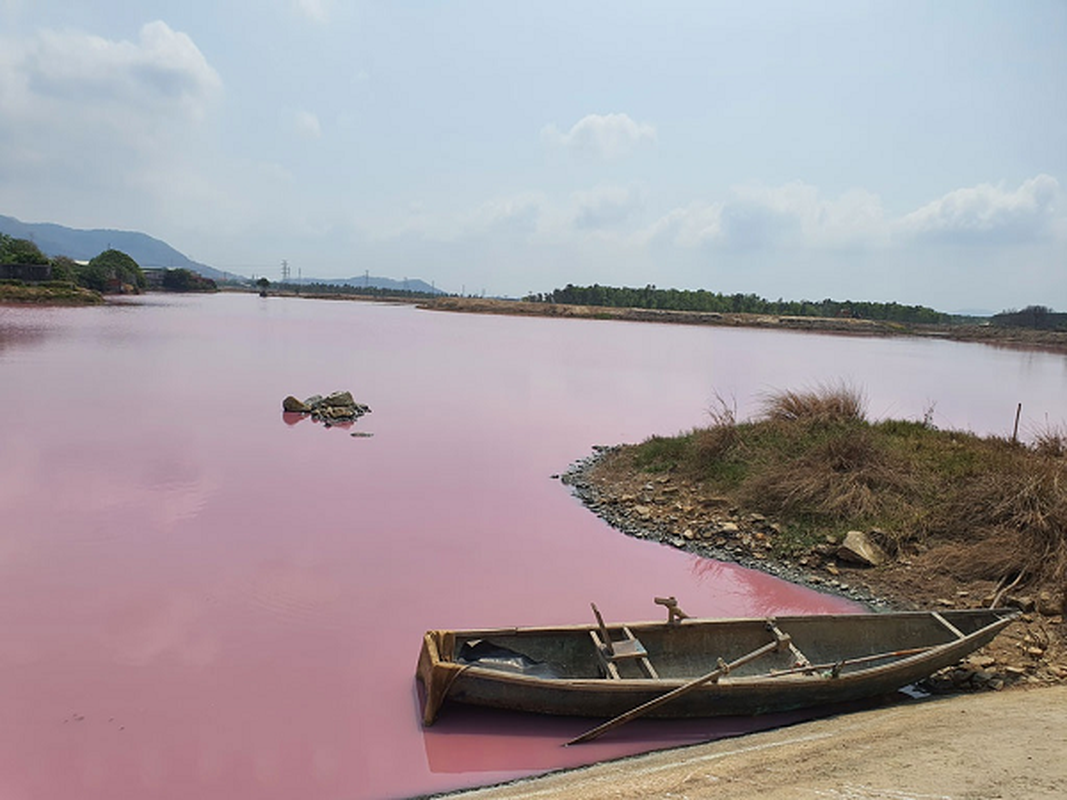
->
[[416, 630, 461, 726]]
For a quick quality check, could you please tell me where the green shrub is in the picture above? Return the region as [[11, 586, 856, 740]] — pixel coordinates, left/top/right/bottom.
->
[[79, 249, 145, 292]]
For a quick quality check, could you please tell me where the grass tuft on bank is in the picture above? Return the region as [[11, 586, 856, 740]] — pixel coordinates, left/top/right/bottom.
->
[[0, 280, 104, 305], [631, 384, 1067, 593]]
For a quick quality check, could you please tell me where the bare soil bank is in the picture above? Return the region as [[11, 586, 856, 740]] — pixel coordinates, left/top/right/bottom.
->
[[420, 296, 1067, 353], [438, 684, 1067, 799]]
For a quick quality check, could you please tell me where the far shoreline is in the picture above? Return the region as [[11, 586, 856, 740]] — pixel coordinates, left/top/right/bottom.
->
[[9, 286, 1064, 357], [417, 296, 1067, 354]]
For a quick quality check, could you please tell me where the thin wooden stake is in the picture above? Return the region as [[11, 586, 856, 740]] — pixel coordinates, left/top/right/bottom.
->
[[765, 646, 932, 678], [1012, 402, 1022, 443]]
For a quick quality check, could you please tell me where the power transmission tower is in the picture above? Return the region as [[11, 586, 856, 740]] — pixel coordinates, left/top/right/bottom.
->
[[281, 259, 290, 282]]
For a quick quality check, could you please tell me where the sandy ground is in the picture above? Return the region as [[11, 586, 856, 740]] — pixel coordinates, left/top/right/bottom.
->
[[437, 685, 1067, 800]]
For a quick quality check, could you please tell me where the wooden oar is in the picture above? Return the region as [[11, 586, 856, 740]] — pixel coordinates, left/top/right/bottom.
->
[[766, 645, 933, 678], [565, 638, 783, 746]]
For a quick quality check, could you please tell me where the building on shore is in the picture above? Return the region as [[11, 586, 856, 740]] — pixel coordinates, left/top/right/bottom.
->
[[0, 263, 53, 281]]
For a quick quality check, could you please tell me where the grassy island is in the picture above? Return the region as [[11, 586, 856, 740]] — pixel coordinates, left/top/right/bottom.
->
[[642, 387, 1063, 582]]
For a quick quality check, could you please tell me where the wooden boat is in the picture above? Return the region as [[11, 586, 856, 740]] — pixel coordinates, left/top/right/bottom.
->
[[416, 603, 1019, 732]]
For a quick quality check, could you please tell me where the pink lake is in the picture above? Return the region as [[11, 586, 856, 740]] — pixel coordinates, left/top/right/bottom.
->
[[0, 294, 1064, 799]]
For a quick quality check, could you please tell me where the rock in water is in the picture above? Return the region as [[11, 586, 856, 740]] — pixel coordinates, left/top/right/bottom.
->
[[283, 396, 310, 413], [284, 390, 371, 424], [323, 390, 355, 407]]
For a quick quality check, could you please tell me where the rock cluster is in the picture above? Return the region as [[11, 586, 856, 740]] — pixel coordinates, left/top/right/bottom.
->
[[920, 655, 1011, 694], [282, 391, 371, 426], [559, 447, 889, 607]]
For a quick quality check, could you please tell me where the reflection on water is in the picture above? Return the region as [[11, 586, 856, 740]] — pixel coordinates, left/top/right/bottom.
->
[[420, 689, 911, 779], [0, 323, 49, 353], [0, 294, 1064, 800], [280, 410, 356, 430], [0, 305, 62, 354]]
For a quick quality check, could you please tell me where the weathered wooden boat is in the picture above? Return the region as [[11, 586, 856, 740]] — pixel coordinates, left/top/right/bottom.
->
[[416, 600, 1019, 738]]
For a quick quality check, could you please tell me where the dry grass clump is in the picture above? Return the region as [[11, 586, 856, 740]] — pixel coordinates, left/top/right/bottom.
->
[[759, 382, 867, 424], [929, 453, 1067, 587], [1032, 423, 1067, 458], [737, 424, 919, 545], [693, 394, 741, 462], [759, 433, 904, 515]]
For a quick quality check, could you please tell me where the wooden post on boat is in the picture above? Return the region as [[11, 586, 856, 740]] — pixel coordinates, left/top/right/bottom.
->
[[566, 622, 790, 746]]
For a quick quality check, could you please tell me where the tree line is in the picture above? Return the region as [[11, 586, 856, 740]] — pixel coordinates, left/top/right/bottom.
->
[[527, 284, 953, 324], [991, 305, 1067, 331], [265, 280, 442, 300], [1, 234, 215, 294]]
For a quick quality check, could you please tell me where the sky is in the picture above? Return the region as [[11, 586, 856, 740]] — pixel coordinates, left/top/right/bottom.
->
[[1, 1, 1064, 311]]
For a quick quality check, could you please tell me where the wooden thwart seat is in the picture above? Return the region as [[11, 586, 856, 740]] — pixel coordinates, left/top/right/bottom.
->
[[932, 610, 966, 640], [590, 604, 659, 679]]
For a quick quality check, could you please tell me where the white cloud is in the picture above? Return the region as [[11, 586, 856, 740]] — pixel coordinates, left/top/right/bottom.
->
[[370, 192, 548, 243], [637, 202, 722, 248], [466, 194, 544, 236], [541, 113, 656, 159], [294, 109, 322, 139], [571, 185, 643, 230], [294, 0, 332, 23], [896, 175, 1062, 244], [11, 21, 221, 120], [638, 183, 889, 250], [373, 186, 644, 246], [0, 21, 223, 230], [728, 184, 889, 249]]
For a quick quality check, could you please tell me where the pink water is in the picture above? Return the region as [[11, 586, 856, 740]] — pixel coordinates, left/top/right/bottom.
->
[[0, 295, 1063, 799]]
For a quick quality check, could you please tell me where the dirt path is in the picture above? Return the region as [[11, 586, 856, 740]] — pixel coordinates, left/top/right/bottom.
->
[[438, 685, 1067, 800]]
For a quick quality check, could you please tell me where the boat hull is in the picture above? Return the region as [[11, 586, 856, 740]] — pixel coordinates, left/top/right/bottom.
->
[[416, 609, 1019, 724]]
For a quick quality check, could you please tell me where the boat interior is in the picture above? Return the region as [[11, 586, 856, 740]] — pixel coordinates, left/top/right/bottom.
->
[[452, 608, 1015, 681]]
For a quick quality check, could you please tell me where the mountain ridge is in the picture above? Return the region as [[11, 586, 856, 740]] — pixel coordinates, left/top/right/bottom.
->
[[0, 214, 236, 281], [0, 215, 445, 293]]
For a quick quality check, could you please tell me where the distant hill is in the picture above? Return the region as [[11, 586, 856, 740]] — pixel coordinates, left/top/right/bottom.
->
[[0, 214, 236, 281], [293, 276, 444, 295]]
